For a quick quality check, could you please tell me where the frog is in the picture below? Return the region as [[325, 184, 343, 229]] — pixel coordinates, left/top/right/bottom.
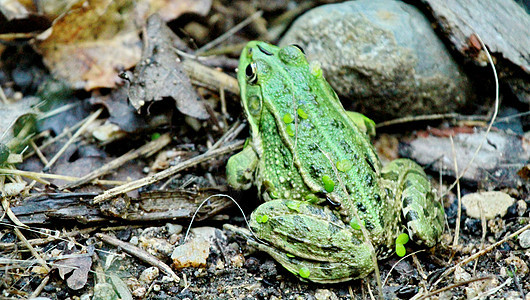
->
[[226, 41, 445, 283]]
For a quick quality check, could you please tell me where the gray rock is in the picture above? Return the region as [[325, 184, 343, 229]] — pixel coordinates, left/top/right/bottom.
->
[[519, 230, 530, 249], [280, 0, 472, 120], [461, 191, 515, 220]]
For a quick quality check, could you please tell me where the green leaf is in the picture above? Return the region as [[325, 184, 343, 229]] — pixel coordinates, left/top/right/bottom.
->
[[151, 132, 161, 140]]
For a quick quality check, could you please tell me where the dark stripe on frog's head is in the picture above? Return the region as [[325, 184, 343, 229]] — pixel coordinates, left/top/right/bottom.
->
[[257, 44, 273, 56]]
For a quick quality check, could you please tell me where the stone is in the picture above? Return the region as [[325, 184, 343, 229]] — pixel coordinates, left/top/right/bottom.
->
[[280, 0, 471, 120], [461, 191, 515, 219]]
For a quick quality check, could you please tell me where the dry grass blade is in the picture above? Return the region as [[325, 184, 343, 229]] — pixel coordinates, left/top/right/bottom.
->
[[96, 233, 179, 282], [43, 107, 103, 172], [59, 133, 171, 190], [93, 140, 244, 203]]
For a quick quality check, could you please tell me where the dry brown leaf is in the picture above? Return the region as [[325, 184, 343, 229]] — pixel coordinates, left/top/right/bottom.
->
[[146, 0, 212, 21], [127, 14, 208, 119], [0, 0, 35, 20], [56, 255, 92, 290], [33, 0, 141, 90]]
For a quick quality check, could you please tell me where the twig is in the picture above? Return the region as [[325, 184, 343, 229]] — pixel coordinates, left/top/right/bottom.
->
[[196, 11, 263, 54], [93, 140, 244, 203], [469, 278, 512, 300], [13, 227, 50, 272], [28, 275, 50, 299], [43, 108, 103, 171], [417, 276, 494, 300], [0, 85, 7, 104], [1, 195, 27, 228], [96, 233, 179, 282], [434, 223, 530, 286], [443, 33, 499, 196], [449, 136, 462, 250], [180, 59, 239, 95], [59, 133, 171, 190], [382, 250, 425, 286]]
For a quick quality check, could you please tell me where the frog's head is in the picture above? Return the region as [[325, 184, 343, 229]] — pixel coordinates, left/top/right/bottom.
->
[[237, 41, 307, 142]]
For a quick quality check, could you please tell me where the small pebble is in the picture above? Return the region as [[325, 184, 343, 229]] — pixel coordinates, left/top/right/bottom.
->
[[139, 267, 159, 285], [519, 230, 530, 248], [462, 191, 515, 219]]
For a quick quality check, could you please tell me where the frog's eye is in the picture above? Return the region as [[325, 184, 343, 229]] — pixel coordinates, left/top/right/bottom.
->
[[245, 63, 258, 84], [291, 44, 305, 55]]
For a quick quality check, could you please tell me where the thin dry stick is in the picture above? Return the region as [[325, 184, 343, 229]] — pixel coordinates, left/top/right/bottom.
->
[[443, 33, 499, 196], [471, 200, 487, 275], [376, 113, 462, 128], [0, 225, 97, 251], [0, 85, 8, 104], [28, 275, 50, 299], [29, 139, 49, 165], [43, 107, 103, 171], [93, 141, 244, 203], [417, 276, 494, 300], [13, 227, 50, 272], [196, 11, 263, 54], [433, 222, 530, 287], [0, 168, 80, 183], [96, 233, 179, 281], [449, 136, 462, 250], [24, 119, 83, 160], [1, 196, 27, 228], [470, 277, 512, 300], [37, 103, 79, 121], [59, 133, 171, 190], [180, 59, 240, 95], [382, 249, 425, 286]]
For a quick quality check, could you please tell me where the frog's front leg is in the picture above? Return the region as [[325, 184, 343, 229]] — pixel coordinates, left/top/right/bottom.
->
[[226, 143, 258, 190], [382, 159, 445, 247], [250, 200, 375, 283], [345, 111, 376, 137]]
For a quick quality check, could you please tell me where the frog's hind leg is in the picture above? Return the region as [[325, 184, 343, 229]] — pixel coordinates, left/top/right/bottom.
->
[[249, 200, 374, 283], [382, 159, 445, 247]]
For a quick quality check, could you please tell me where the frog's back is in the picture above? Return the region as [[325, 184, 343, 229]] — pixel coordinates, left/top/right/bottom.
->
[[251, 43, 392, 242]]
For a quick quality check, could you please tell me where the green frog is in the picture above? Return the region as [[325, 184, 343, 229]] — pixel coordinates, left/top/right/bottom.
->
[[226, 41, 444, 283]]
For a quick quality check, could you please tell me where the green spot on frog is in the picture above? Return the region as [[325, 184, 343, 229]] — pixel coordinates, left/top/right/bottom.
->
[[349, 219, 365, 230], [322, 175, 335, 192], [286, 200, 301, 212], [297, 108, 308, 119], [283, 113, 294, 124], [396, 233, 409, 245], [304, 193, 319, 204], [395, 243, 406, 257], [248, 95, 261, 116], [336, 159, 353, 172], [286, 124, 295, 136], [310, 61, 322, 78], [299, 266, 311, 278], [256, 214, 269, 223]]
